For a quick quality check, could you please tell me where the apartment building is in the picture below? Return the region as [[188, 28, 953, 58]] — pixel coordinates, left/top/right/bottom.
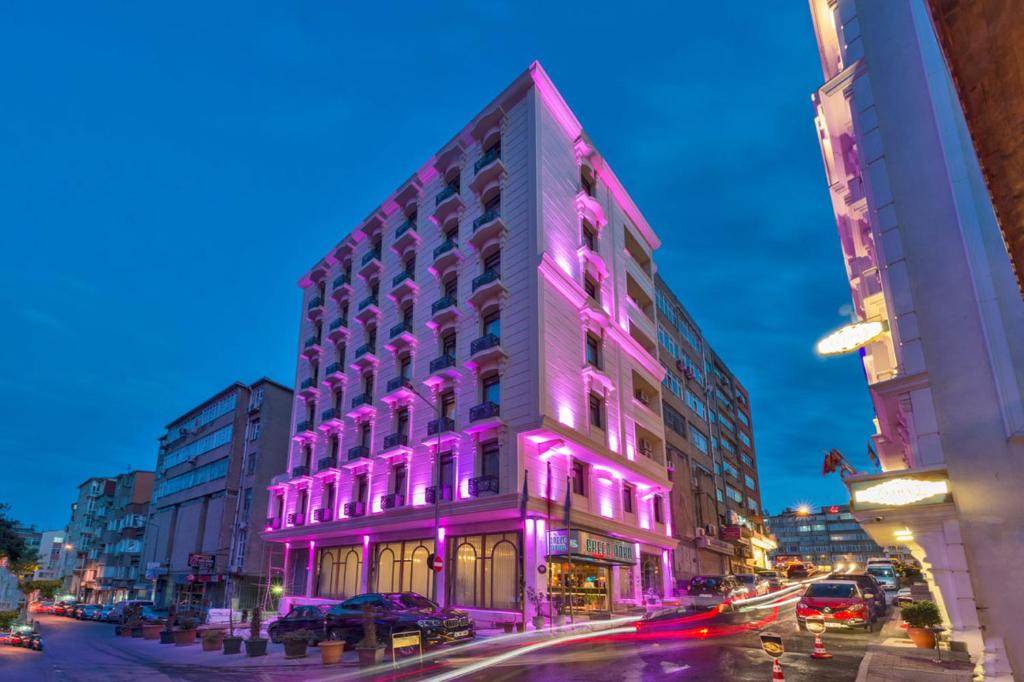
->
[[64, 476, 115, 601], [264, 62, 675, 622], [809, 1, 1024, 678], [142, 378, 292, 611], [765, 505, 885, 568], [93, 471, 154, 602], [654, 278, 773, 581], [33, 530, 70, 582]]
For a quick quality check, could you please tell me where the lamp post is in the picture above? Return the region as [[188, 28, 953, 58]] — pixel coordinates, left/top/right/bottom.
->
[[408, 381, 444, 604]]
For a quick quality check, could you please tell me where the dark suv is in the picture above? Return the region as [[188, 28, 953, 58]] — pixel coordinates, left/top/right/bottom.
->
[[323, 592, 474, 648], [268, 604, 332, 644], [828, 572, 886, 618]]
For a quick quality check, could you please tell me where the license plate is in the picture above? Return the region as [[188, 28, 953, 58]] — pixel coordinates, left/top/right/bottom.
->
[[824, 621, 847, 628], [451, 629, 470, 638]]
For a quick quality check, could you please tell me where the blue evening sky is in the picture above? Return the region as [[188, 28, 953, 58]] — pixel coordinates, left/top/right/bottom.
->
[[0, 2, 874, 531]]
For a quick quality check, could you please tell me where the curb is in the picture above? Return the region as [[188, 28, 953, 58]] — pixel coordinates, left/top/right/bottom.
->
[[854, 651, 874, 682]]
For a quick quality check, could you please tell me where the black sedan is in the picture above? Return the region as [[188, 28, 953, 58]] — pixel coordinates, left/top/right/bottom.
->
[[268, 604, 332, 644], [323, 592, 474, 649]]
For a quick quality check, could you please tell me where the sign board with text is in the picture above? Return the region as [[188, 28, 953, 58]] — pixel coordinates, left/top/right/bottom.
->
[[187, 553, 215, 572], [547, 529, 636, 565]]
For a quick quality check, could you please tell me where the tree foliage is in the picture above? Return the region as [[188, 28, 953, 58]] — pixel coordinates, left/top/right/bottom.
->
[[0, 504, 29, 564]]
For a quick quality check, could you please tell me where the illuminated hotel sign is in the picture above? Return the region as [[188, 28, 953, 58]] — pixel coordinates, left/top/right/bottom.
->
[[850, 476, 951, 511], [547, 530, 636, 565]]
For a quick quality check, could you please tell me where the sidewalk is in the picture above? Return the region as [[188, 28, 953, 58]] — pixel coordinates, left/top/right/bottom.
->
[[856, 608, 975, 682]]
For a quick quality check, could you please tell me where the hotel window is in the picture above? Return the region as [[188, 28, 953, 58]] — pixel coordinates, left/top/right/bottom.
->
[[585, 333, 602, 369], [588, 393, 604, 429], [358, 422, 370, 448], [401, 304, 413, 327], [482, 309, 500, 339], [333, 388, 343, 412], [403, 256, 415, 278], [395, 407, 409, 437], [623, 484, 634, 514], [443, 274, 458, 300], [340, 303, 349, 325], [297, 489, 309, 517], [744, 474, 756, 490], [581, 168, 595, 197], [371, 236, 382, 258], [248, 418, 261, 441], [484, 191, 501, 214], [329, 434, 340, 459], [441, 330, 457, 359], [323, 481, 335, 512], [450, 532, 520, 609], [316, 545, 363, 600], [362, 372, 374, 397], [582, 221, 597, 251], [440, 390, 455, 420], [393, 464, 407, 496], [726, 485, 743, 504], [571, 461, 587, 496], [367, 325, 377, 352], [336, 342, 347, 365], [445, 223, 459, 241], [398, 354, 411, 381], [440, 452, 455, 493], [370, 279, 380, 300], [738, 431, 752, 447], [584, 275, 599, 302], [685, 390, 706, 419], [653, 495, 664, 524], [483, 250, 501, 277], [689, 426, 709, 454], [480, 440, 500, 480], [355, 474, 368, 504], [302, 444, 313, 468], [375, 538, 436, 600], [482, 373, 501, 406]]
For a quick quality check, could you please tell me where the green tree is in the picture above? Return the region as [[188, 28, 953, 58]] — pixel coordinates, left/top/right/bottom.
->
[[0, 504, 28, 565]]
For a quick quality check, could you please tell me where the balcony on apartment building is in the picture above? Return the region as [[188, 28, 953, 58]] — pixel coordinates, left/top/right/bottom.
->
[[382, 376, 416, 404], [433, 183, 462, 224], [354, 296, 381, 324], [294, 420, 316, 439], [306, 296, 324, 321], [425, 485, 454, 504], [316, 455, 339, 474], [347, 393, 375, 419], [390, 270, 418, 299], [331, 274, 353, 301], [358, 249, 383, 280], [424, 417, 458, 447], [350, 343, 379, 371], [385, 321, 416, 352], [466, 333, 505, 370], [430, 239, 462, 275], [380, 432, 412, 462], [392, 220, 420, 254], [345, 445, 372, 467], [428, 295, 460, 330], [469, 209, 506, 252], [425, 354, 460, 387], [324, 362, 346, 385], [290, 464, 311, 479], [466, 400, 501, 434], [301, 335, 323, 358], [468, 474, 499, 498], [469, 148, 505, 197], [468, 268, 505, 309], [318, 407, 344, 432], [327, 317, 350, 343], [382, 492, 406, 510]]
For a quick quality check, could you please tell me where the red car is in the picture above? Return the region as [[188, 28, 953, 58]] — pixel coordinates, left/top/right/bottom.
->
[[797, 580, 876, 632]]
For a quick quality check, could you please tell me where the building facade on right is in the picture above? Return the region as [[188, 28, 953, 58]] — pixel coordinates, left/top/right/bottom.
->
[[765, 505, 882, 569], [809, 1, 1024, 678]]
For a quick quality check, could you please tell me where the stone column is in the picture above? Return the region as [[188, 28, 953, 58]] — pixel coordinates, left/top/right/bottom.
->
[[305, 541, 315, 597]]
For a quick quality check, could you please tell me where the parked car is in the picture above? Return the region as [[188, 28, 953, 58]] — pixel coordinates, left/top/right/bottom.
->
[[268, 604, 332, 644], [78, 604, 103, 620], [685, 575, 750, 607], [865, 563, 900, 592], [786, 563, 810, 580], [734, 574, 770, 597], [828, 572, 887, 618], [894, 587, 914, 608], [322, 592, 474, 648], [797, 580, 876, 632], [108, 600, 155, 624], [755, 570, 786, 592], [140, 606, 171, 625], [31, 601, 54, 614], [53, 602, 77, 617]]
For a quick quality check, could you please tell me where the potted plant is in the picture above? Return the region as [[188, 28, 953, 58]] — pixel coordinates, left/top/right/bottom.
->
[[244, 606, 267, 657], [223, 606, 243, 655], [125, 604, 145, 637], [355, 604, 384, 667], [281, 628, 315, 659], [319, 635, 345, 665], [160, 605, 176, 644], [201, 628, 225, 651], [526, 587, 546, 630], [174, 617, 199, 646], [902, 600, 942, 648], [142, 619, 163, 640]]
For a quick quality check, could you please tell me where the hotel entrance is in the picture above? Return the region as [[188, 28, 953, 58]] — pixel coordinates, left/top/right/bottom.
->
[[546, 528, 637, 616]]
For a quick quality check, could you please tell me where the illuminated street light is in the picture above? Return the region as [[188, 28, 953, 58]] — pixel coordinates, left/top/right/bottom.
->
[[815, 320, 886, 356], [796, 504, 811, 516]]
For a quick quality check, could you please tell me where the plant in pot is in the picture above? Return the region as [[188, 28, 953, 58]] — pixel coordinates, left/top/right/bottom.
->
[[244, 606, 267, 657], [142, 618, 164, 640], [281, 628, 315, 659], [174, 617, 199, 646], [319, 632, 345, 665], [526, 587, 546, 630], [159, 605, 176, 644], [355, 604, 384, 667], [902, 600, 942, 648], [223, 606, 243, 655], [201, 628, 225, 652], [126, 605, 144, 637]]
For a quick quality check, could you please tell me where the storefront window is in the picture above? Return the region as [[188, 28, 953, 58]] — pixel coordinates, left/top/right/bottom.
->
[[640, 553, 663, 598], [448, 532, 519, 610], [316, 545, 363, 600], [373, 539, 435, 600], [618, 566, 635, 599], [548, 562, 609, 612]]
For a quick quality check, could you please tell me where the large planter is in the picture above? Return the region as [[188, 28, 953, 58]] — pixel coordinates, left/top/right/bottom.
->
[[283, 639, 308, 659], [142, 624, 163, 640], [532, 616, 546, 630], [319, 640, 344, 665], [222, 636, 243, 655], [130, 626, 144, 638], [173, 628, 198, 646], [201, 631, 224, 651], [159, 630, 175, 644], [116, 625, 131, 637], [356, 646, 385, 667], [907, 627, 936, 649], [244, 638, 268, 657]]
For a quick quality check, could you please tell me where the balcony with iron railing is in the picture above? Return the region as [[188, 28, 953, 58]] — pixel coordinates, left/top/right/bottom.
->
[[431, 239, 462, 276], [290, 464, 310, 478], [429, 295, 459, 330], [355, 296, 381, 323], [382, 376, 415, 404], [468, 269, 505, 309], [433, 183, 462, 222], [469, 209, 506, 251], [327, 317, 350, 342], [343, 501, 365, 517], [467, 333, 505, 370], [391, 271, 417, 298], [324, 362, 346, 384], [426, 417, 455, 438], [468, 475, 499, 497], [392, 220, 420, 253], [380, 433, 410, 460], [331, 274, 352, 301], [347, 392, 375, 419], [317, 455, 339, 472], [302, 335, 323, 357], [425, 485, 453, 504], [382, 493, 405, 510]]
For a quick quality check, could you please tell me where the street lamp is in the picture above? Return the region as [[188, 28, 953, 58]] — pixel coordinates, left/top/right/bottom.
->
[[405, 381, 445, 604]]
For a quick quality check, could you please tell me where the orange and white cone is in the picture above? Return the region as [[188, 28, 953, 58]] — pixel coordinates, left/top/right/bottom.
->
[[810, 632, 833, 659], [772, 658, 785, 680]]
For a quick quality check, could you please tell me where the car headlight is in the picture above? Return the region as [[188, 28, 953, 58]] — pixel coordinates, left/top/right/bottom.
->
[[417, 619, 442, 628]]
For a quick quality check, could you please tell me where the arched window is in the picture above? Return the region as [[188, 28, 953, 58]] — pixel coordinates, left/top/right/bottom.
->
[[409, 545, 431, 597], [453, 542, 478, 606], [376, 547, 397, 593], [488, 540, 518, 609], [341, 549, 361, 598], [317, 548, 336, 598]]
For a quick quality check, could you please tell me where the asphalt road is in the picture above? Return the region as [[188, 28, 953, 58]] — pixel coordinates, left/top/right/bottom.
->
[[2, 596, 887, 681]]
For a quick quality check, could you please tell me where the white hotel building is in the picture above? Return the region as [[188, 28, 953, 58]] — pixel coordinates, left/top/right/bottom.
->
[[263, 63, 676, 622]]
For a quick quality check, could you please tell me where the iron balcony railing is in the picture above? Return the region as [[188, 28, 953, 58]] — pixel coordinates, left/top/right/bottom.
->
[[358, 296, 378, 311], [361, 250, 381, 266], [425, 485, 453, 504], [299, 378, 315, 390], [307, 296, 323, 310], [290, 465, 310, 478], [386, 376, 411, 393], [433, 239, 457, 260], [472, 269, 499, 292], [382, 493, 405, 510], [383, 433, 409, 450], [347, 445, 370, 461], [470, 333, 500, 355], [392, 271, 414, 288], [343, 501, 365, 517], [432, 295, 456, 315], [472, 209, 500, 231], [427, 417, 455, 436], [468, 475, 499, 497], [395, 220, 416, 239], [474, 148, 501, 174], [469, 401, 500, 422], [429, 355, 456, 373], [321, 407, 339, 422], [350, 393, 372, 409], [390, 321, 412, 339], [333, 274, 350, 289], [435, 183, 459, 206], [295, 421, 312, 433], [329, 318, 344, 331], [318, 456, 338, 471]]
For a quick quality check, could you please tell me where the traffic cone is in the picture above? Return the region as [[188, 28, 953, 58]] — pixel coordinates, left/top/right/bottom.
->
[[810, 632, 833, 659], [772, 658, 785, 680]]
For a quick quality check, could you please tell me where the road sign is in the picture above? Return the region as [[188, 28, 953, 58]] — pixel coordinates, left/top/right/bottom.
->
[[760, 633, 785, 659], [431, 554, 443, 573], [187, 553, 215, 572], [805, 618, 826, 634], [391, 630, 423, 665], [537, 564, 547, 574]]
